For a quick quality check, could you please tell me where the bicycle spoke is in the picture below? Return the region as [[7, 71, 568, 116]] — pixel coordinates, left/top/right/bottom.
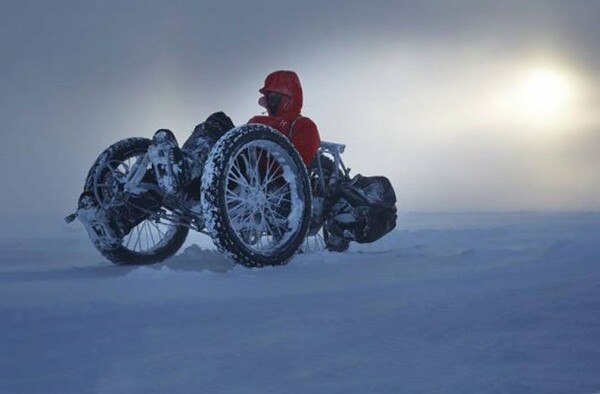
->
[[133, 224, 142, 252], [147, 221, 156, 247], [228, 163, 251, 189], [222, 139, 307, 256]]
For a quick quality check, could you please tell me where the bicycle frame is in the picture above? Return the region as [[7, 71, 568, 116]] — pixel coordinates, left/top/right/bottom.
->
[[69, 140, 351, 234], [93, 153, 206, 232], [314, 141, 351, 193]]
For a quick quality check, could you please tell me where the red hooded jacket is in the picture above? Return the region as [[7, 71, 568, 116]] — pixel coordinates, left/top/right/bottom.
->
[[248, 70, 320, 165]]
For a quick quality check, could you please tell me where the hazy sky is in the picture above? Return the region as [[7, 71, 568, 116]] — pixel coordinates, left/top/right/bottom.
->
[[1, 0, 599, 217]]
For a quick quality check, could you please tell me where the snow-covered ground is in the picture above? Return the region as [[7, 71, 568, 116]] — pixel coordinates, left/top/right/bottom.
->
[[1, 212, 599, 393]]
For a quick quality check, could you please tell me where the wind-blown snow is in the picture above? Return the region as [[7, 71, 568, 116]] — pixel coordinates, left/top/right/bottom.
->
[[1, 212, 599, 393]]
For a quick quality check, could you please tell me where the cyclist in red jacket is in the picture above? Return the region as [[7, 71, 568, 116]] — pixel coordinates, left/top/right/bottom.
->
[[248, 70, 321, 166], [149, 70, 320, 194]]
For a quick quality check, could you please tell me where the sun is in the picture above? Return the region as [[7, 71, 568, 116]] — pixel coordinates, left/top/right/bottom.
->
[[516, 67, 574, 119], [488, 63, 582, 132], [510, 64, 584, 131]]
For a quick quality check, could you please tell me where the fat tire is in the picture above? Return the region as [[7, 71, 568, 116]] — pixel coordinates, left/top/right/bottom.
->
[[201, 124, 312, 267], [84, 137, 188, 265]]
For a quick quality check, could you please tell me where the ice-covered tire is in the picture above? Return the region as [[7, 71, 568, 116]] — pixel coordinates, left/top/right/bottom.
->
[[99, 221, 188, 265], [307, 155, 350, 253], [84, 137, 188, 265], [201, 124, 312, 267]]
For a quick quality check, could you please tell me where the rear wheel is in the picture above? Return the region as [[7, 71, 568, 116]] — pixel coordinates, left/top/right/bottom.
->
[[201, 125, 312, 267], [306, 155, 350, 253], [83, 138, 189, 265]]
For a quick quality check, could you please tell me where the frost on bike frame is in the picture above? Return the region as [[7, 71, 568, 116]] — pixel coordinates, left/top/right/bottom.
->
[[66, 125, 325, 267]]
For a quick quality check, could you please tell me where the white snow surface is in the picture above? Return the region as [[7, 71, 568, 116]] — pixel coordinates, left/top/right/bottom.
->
[[1, 212, 600, 393]]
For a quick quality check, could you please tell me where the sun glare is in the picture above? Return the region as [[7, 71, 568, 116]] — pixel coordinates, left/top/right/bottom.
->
[[516, 67, 574, 119], [490, 63, 582, 132]]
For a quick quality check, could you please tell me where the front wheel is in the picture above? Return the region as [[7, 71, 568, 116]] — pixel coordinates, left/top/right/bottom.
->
[[82, 137, 189, 265], [201, 124, 312, 267]]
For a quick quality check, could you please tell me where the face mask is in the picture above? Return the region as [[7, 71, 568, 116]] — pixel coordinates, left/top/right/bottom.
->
[[261, 92, 283, 115]]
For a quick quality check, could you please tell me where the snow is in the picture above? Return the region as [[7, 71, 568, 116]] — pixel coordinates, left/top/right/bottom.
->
[[1, 212, 600, 393]]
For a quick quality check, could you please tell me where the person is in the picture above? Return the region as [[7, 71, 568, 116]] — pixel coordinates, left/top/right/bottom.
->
[[248, 70, 321, 166], [148, 70, 320, 194]]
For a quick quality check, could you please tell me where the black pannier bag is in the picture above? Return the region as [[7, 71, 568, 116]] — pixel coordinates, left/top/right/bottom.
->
[[327, 174, 397, 243]]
